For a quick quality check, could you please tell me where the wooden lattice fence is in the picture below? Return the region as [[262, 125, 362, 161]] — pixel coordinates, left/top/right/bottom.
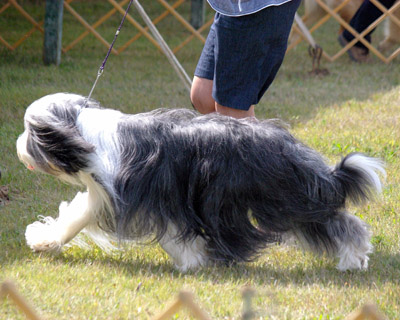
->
[[0, 0, 213, 55], [0, 280, 389, 320], [1, 0, 399, 63]]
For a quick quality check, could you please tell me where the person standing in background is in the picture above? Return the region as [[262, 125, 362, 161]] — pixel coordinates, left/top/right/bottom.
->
[[338, 0, 397, 62]]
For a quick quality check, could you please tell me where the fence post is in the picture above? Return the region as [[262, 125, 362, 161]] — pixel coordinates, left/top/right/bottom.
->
[[190, 0, 205, 29], [43, 0, 64, 65]]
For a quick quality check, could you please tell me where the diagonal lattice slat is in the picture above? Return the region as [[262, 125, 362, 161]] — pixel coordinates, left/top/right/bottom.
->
[[288, 0, 400, 63], [117, 0, 185, 53], [288, 0, 355, 58], [106, 0, 162, 51], [63, 0, 118, 54], [63, 0, 211, 55], [63, 0, 131, 52], [0, 0, 211, 55], [0, 0, 44, 50], [317, 0, 400, 62], [158, 0, 206, 43]]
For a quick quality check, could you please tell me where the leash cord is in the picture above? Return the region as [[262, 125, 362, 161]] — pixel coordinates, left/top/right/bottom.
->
[[85, 0, 134, 106], [132, 0, 192, 92]]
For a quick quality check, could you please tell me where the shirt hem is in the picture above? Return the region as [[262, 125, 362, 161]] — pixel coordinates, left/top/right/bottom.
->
[[207, 0, 293, 17]]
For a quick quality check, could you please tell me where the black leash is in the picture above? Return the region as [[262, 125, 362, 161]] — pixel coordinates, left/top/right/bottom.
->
[[85, 0, 134, 106]]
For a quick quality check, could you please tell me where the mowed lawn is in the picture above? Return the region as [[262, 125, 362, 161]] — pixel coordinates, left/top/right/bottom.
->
[[1, 1, 399, 319]]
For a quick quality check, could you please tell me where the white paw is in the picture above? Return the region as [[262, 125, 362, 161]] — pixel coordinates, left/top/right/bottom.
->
[[336, 243, 372, 271], [174, 254, 208, 272], [171, 239, 209, 272], [25, 216, 63, 252], [337, 255, 369, 271], [336, 238, 373, 271]]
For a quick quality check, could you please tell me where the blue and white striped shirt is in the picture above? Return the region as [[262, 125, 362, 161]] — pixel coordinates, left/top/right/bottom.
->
[[207, 0, 293, 16]]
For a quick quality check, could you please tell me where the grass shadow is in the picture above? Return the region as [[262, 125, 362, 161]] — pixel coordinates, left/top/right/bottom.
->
[[26, 243, 398, 289]]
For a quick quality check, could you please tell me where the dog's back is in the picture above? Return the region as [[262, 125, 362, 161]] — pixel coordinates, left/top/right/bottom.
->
[[108, 111, 384, 269]]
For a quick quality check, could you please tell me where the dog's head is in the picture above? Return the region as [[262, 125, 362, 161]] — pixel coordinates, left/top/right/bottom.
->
[[17, 93, 96, 177]]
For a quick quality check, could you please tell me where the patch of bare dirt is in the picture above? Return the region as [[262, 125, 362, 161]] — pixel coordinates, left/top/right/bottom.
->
[[0, 185, 10, 205]]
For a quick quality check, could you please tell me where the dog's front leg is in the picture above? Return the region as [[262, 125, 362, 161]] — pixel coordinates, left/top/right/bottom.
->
[[25, 191, 93, 252]]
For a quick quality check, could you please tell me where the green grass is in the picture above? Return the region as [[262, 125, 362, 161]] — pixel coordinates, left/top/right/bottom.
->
[[1, 1, 400, 319]]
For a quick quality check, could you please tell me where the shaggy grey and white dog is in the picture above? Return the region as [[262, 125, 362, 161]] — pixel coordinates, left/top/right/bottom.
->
[[17, 93, 385, 271]]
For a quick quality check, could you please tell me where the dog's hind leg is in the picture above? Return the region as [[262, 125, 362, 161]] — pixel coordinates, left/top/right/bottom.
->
[[159, 224, 209, 272], [333, 213, 373, 271], [294, 212, 372, 271], [25, 191, 94, 252]]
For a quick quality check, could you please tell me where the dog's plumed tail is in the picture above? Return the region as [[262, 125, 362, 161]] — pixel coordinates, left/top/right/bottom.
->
[[293, 152, 385, 270], [332, 153, 385, 205]]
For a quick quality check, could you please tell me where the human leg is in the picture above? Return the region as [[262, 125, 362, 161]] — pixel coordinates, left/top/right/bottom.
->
[[342, 0, 397, 51], [191, 76, 256, 118], [215, 104, 255, 118], [190, 76, 215, 114], [192, 0, 301, 118], [191, 20, 217, 114]]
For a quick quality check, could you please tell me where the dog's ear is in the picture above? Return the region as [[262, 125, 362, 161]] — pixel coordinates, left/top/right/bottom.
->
[[26, 103, 95, 175]]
